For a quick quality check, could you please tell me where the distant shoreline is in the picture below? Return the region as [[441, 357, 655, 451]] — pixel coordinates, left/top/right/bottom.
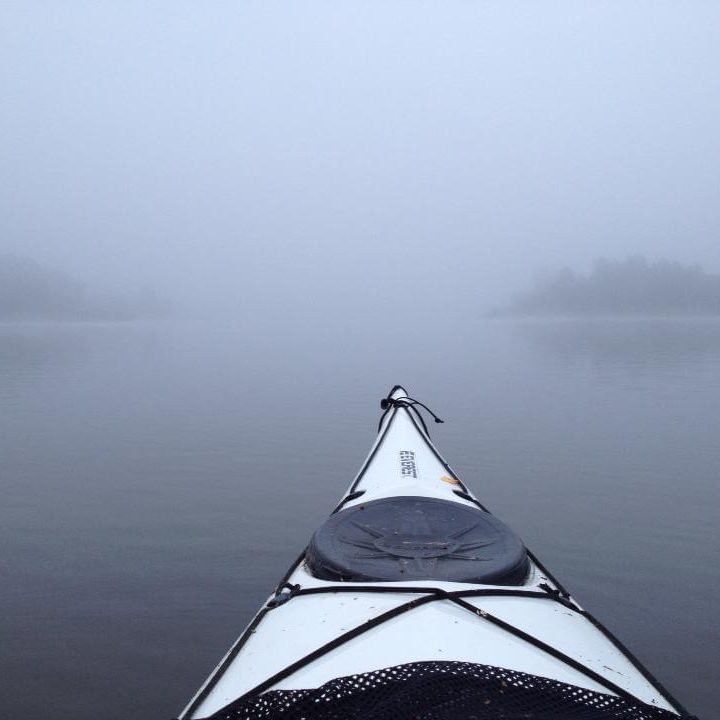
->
[[493, 258, 720, 319], [0, 254, 163, 323], [487, 312, 720, 321]]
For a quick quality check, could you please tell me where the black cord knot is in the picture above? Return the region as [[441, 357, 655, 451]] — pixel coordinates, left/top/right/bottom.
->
[[378, 388, 445, 434]]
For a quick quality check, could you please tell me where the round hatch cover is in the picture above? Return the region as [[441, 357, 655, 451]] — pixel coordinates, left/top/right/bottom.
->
[[306, 496, 529, 585]]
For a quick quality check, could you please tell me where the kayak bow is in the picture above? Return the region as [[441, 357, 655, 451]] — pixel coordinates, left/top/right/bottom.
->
[[177, 386, 695, 720]]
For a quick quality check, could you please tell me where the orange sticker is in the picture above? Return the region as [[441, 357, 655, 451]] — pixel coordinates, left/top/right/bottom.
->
[[440, 475, 460, 485]]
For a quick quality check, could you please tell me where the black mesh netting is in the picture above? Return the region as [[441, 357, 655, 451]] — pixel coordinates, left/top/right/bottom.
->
[[203, 661, 680, 720]]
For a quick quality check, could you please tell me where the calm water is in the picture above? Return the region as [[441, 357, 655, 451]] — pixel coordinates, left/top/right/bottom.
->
[[2, 317, 718, 719]]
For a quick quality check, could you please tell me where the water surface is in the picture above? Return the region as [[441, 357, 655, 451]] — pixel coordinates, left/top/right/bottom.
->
[[2, 317, 717, 719]]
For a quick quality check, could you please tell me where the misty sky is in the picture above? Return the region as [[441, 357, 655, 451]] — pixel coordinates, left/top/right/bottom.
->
[[1, 2, 719, 319]]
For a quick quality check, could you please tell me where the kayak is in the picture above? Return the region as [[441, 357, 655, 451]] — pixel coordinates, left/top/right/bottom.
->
[[177, 386, 695, 720]]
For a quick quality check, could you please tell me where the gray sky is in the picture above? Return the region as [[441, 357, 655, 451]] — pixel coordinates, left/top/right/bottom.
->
[[1, 1, 719, 318]]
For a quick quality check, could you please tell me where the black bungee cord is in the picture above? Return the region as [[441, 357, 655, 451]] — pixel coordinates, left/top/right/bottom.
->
[[378, 386, 445, 434]]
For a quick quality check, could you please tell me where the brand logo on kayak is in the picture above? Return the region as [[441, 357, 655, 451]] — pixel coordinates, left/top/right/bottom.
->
[[399, 450, 418, 478]]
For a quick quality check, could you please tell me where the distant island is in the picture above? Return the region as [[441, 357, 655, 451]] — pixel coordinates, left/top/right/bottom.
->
[[494, 257, 720, 318], [0, 254, 160, 322]]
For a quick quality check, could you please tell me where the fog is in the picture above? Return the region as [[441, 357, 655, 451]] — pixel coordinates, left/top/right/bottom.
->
[[2, 2, 720, 325]]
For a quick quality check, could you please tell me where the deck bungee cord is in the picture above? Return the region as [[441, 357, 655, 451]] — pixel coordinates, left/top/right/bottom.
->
[[177, 386, 697, 720], [183, 560, 688, 717]]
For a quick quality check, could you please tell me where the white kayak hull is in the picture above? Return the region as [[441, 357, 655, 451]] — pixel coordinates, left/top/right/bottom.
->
[[178, 386, 689, 720]]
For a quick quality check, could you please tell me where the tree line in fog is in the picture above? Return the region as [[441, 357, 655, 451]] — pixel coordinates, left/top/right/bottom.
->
[[0, 254, 160, 321], [497, 257, 720, 317]]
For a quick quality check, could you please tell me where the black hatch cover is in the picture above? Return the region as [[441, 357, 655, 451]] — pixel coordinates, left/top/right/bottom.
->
[[306, 496, 529, 585]]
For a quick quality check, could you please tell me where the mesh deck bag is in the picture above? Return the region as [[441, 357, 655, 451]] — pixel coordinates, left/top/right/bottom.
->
[[203, 661, 681, 720]]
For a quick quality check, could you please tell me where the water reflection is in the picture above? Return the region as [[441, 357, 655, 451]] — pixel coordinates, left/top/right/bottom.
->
[[509, 317, 720, 367], [0, 323, 98, 400], [0, 321, 167, 401]]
